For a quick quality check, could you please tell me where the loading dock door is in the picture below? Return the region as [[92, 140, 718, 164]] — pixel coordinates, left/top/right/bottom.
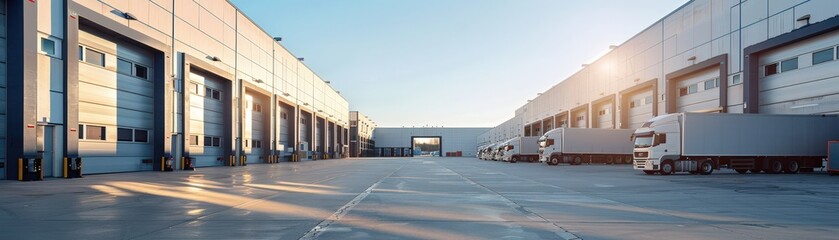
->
[[595, 103, 613, 129], [759, 54, 839, 114], [244, 93, 267, 164], [188, 70, 226, 167], [675, 69, 721, 113], [626, 89, 654, 129], [278, 102, 294, 161], [78, 28, 155, 174]]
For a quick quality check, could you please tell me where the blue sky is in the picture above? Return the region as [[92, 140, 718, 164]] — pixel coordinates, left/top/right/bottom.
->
[[230, 0, 689, 127]]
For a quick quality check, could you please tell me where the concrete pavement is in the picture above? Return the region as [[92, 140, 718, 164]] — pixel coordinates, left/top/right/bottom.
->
[[1, 157, 838, 239]]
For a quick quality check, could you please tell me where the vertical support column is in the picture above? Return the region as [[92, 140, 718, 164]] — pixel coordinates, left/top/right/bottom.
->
[[6, 0, 38, 179], [179, 54, 191, 167], [64, 4, 80, 169], [152, 45, 173, 171], [235, 78, 243, 165]]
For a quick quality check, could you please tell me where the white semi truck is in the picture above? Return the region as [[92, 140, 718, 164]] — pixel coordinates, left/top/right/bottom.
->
[[500, 136, 541, 163], [538, 128, 634, 165], [632, 113, 839, 175]]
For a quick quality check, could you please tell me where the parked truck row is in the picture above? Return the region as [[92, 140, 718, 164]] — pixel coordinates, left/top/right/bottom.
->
[[478, 112, 839, 176]]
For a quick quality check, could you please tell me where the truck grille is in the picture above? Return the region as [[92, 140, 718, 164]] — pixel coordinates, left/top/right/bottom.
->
[[634, 159, 647, 168]]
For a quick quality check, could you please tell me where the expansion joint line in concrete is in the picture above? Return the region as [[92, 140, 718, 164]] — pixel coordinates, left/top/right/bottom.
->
[[298, 164, 407, 240]]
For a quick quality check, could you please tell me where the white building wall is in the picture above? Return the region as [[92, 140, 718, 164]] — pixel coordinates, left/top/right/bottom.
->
[[375, 128, 490, 157], [487, 0, 839, 142]]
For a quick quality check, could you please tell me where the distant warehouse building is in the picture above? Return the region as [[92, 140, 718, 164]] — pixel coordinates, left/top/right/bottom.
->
[[374, 128, 490, 157], [483, 0, 839, 143], [1, 0, 350, 179], [349, 111, 377, 157]]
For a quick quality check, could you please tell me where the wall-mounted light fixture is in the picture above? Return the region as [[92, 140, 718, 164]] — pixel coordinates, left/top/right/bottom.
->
[[123, 12, 137, 20], [303, 102, 309, 106], [797, 14, 811, 25], [207, 55, 220, 62], [581, 64, 590, 67], [297, 57, 304, 61], [609, 45, 618, 50], [254, 79, 264, 83], [687, 56, 696, 61], [273, 37, 283, 42], [282, 92, 291, 97]]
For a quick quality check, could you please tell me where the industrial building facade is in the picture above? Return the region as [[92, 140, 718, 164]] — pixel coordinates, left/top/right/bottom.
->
[[481, 0, 839, 146], [2, 0, 350, 179], [349, 111, 376, 157], [375, 128, 489, 157]]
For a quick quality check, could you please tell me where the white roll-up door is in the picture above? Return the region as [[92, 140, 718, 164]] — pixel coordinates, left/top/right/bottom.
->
[[78, 28, 154, 174], [595, 103, 613, 129], [625, 89, 654, 129], [759, 39, 839, 114], [244, 93, 267, 163], [675, 68, 720, 113], [188, 70, 225, 167]]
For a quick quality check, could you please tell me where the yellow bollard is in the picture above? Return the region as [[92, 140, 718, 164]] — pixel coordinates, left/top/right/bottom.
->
[[63, 157, 68, 179], [18, 158, 23, 181]]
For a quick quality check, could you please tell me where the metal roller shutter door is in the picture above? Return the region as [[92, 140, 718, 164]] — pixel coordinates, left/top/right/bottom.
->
[[626, 90, 654, 129], [675, 69, 720, 113], [78, 29, 155, 174], [188, 71, 225, 167]]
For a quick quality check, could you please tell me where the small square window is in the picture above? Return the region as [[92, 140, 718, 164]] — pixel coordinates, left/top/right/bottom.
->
[[86, 125, 106, 140], [134, 64, 148, 79], [204, 136, 213, 147], [85, 48, 105, 67], [117, 59, 132, 75], [679, 87, 688, 97], [190, 135, 199, 146], [134, 130, 148, 143], [704, 79, 717, 90], [40, 38, 56, 56], [688, 84, 698, 94], [764, 63, 778, 77], [780, 58, 798, 72], [813, 48, 834, 65], [206, 87, 213, 97], [78, 46, 84, 61], [78, 124, 84, 139], [212, 137, 221, 147], [732, 74, 742, 85], [644, 96, 653, 105], [117, 128, 133, 142], [212, 90, 221, 100]]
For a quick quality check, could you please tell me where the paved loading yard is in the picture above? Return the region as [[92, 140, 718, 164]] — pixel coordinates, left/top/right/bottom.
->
[[1, 157, 838, 240]]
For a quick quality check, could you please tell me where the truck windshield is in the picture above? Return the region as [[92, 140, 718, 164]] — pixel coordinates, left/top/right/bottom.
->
[[634, 136, 653, 148]]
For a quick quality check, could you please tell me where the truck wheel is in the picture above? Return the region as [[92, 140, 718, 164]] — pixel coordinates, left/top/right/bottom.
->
[[735, 169, 748, 174], [660, 160, 674, 175], [699, 161, 714, 175], [768, 160, 783, 174], [784, 160, 800, 174], [643, 170, 656, 175], [549, 157, 560, 165], [625, 157, 633, 164], [606, 157, 614, 165], [511, 157, 518, 163], [573, 156, 583, 165]]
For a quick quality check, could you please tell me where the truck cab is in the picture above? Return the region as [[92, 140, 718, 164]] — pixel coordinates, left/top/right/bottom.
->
[[500, 138, 517, 162], [538, 128, 562, 164], [632, 114, 681, 174]]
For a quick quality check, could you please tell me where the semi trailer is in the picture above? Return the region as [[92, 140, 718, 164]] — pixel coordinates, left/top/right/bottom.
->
[[500, 136, 541, 163], [538, 128, 634, 165], [632, 113, 839, 175]]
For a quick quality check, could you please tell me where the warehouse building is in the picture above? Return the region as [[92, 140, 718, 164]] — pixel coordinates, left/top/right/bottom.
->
[[375, 128, 489, 157], [349, 111, 376, 157], [1, 0, 350, 179], [483, 0, 839, 144]]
